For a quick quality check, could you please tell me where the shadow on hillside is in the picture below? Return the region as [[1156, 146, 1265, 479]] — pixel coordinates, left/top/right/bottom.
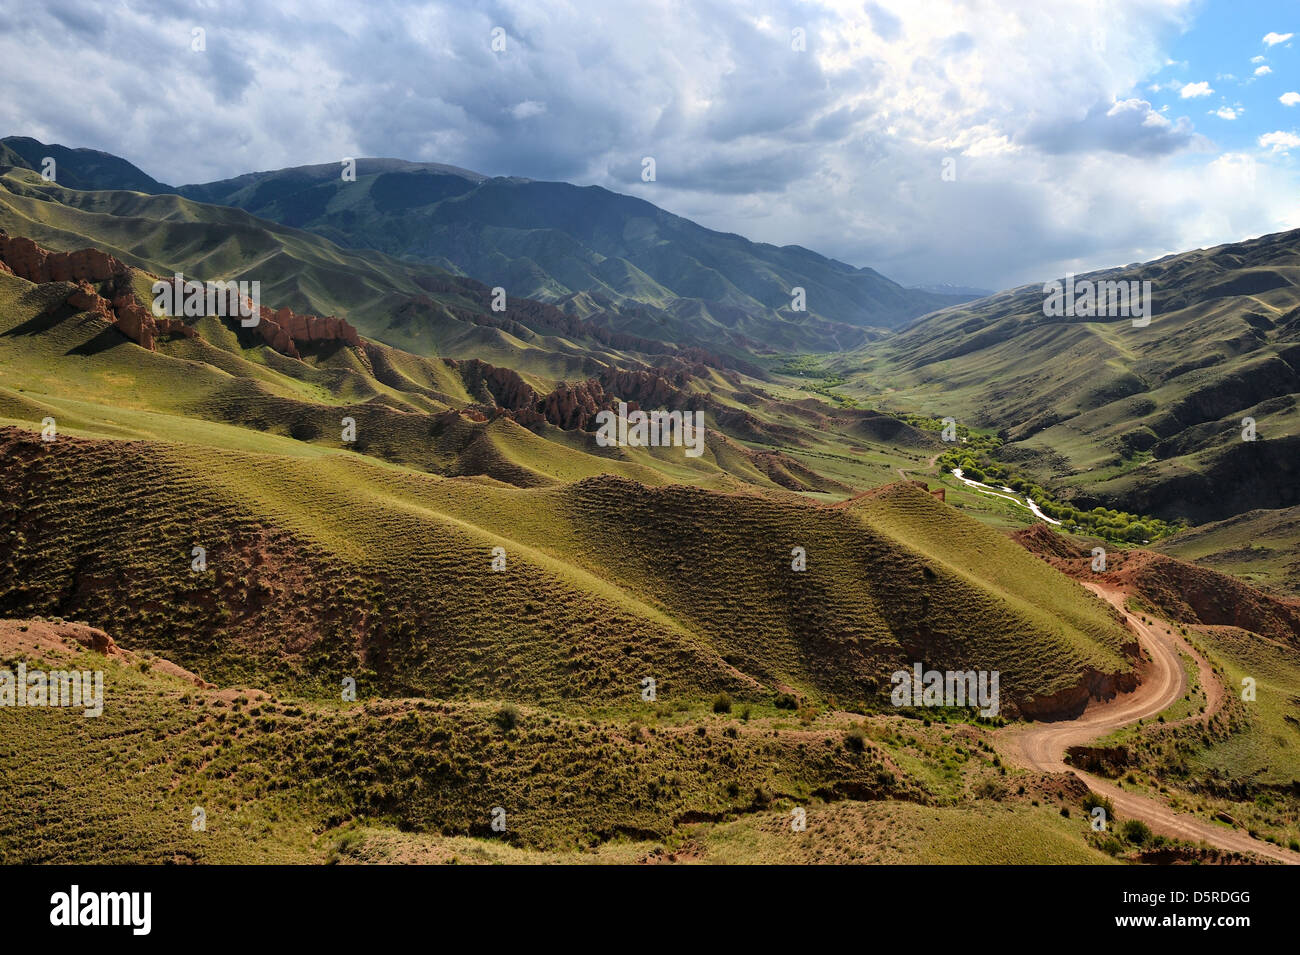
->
[[66, 326, 130, 356]]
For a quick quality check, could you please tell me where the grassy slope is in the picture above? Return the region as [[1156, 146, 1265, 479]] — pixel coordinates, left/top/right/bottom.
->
[[1156, 505, 1300, 597], [0, 168, 641, 380], [837, 230, 1300, 526], [1, 623, 1122, 863]]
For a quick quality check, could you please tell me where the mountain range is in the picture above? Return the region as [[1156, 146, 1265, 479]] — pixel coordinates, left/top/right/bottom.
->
[[2, 132, 1299, 865], [1, 136, 971, 355]]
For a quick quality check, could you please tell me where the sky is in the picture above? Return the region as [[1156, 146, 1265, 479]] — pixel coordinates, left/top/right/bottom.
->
[[0, 0, 1297, 291]]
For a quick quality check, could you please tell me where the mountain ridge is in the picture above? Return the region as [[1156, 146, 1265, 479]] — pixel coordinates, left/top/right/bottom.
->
[[1, 135, 973, 354]]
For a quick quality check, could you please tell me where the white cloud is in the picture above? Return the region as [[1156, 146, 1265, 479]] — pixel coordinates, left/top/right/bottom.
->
[[1179, 81, 1213, 98], [1259, 131, 1300, 153], [1263, 32, 1293, 46], [1251, 55, 1267, 64], [1212, 107, 1240, 120], [1281, 92, 1300, 106], [2, 0, 1297, 291], [1255, 65, 1272, 76], [509, 100, 547, 120]]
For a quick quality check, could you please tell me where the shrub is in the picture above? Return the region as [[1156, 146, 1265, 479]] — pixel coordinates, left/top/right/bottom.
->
[[712, 693, 732, 714], [844, 725, 867, 752], [774, 693, 798, 710], [1082, 792, 1114, 818], [494, 703, 519, 732], [1121, 820, 1152, 846], [1098, 836, 1124, 856]]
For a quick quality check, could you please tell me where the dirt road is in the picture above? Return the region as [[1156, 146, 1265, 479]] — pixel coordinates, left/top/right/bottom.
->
[[999, 581, 1299, 864], [895, 452, 942, 482]]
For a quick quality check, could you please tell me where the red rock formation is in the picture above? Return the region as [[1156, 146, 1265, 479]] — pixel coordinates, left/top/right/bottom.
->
[[63, 279, 195, 350], [0, 232, 127, 284], [449, 355, 722, 434], [253, 305, 362, 359], [0, 230, 361, 358]]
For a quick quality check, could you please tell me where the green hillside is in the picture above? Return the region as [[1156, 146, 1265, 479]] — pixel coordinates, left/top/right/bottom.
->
[[2, 138, 971, 354], [837, 229, 1300, 526]]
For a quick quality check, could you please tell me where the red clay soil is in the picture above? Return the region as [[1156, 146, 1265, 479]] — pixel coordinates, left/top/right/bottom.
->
[[0, 618, 214, 689], [1012, 524, 1300, 647]]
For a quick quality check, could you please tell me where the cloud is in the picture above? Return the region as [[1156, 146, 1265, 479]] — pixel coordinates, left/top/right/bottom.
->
[[1281, 92, 1300, 106], [1021, 97, 1196, 156], [1259, 131, 1300, 153], [864, 3, 902, 41], [1, 0, 1296, 292], [1179, 81, 1213, 98], [1263, 31, 1293, 46], [1255, 65, 1272, 76], [509, 100, 546, 120], [1212, 107, 1240, 120]]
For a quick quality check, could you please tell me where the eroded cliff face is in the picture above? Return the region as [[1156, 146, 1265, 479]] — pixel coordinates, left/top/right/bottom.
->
[[0, 232, 126, 284], [252, 305, 362, 360], [448, 357, 701, 432], [0, 230, 363, 358], [65, 278, 195, 350]]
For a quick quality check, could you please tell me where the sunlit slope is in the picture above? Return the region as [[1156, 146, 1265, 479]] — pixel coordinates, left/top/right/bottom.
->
[[841, 228, 1300, 524], [0, 168, 640, 377], [1, 422, 1134, 717], [848, 485, 1132, 676], [1155, 505, 1300, 597], [0, 268, 829, 493]]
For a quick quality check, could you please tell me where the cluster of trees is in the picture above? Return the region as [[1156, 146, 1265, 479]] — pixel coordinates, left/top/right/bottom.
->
[[935, 432, 1180, 543]]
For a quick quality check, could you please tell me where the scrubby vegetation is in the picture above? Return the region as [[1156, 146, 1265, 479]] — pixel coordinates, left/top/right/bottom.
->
[[936, 430, 1183, 542]]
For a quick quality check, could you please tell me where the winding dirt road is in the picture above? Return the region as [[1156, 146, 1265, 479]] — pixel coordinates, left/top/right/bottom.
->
[[999, 582, 1300, 864]]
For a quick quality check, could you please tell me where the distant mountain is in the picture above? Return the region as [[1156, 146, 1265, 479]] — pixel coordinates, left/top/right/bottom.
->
[[0, 135, 170, 194], [1, 137, 971, 354], [909, 282, 992, 298], [177, 161, 970, 352]]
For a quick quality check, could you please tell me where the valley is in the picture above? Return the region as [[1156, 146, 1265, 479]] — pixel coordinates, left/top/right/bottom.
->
[[1, 136, 1298, 866]]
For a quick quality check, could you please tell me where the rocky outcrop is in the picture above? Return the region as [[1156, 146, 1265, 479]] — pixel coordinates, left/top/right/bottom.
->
[[448, 357, 706, 433], [535, 380, 605, 430], [451, 358, 538, 414], [1018, 666, 1140, 721], [0, 229, 362, 359], [252, 305, 361, 360], [66, 279, 195, 350], [0, 231, 127, 284], [1065, 744, 1130, 776]]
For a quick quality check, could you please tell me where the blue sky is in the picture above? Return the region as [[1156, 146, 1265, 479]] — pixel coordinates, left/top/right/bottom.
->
[[1150, 2, 1295, 150], [0, 0, 1297, 291]]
